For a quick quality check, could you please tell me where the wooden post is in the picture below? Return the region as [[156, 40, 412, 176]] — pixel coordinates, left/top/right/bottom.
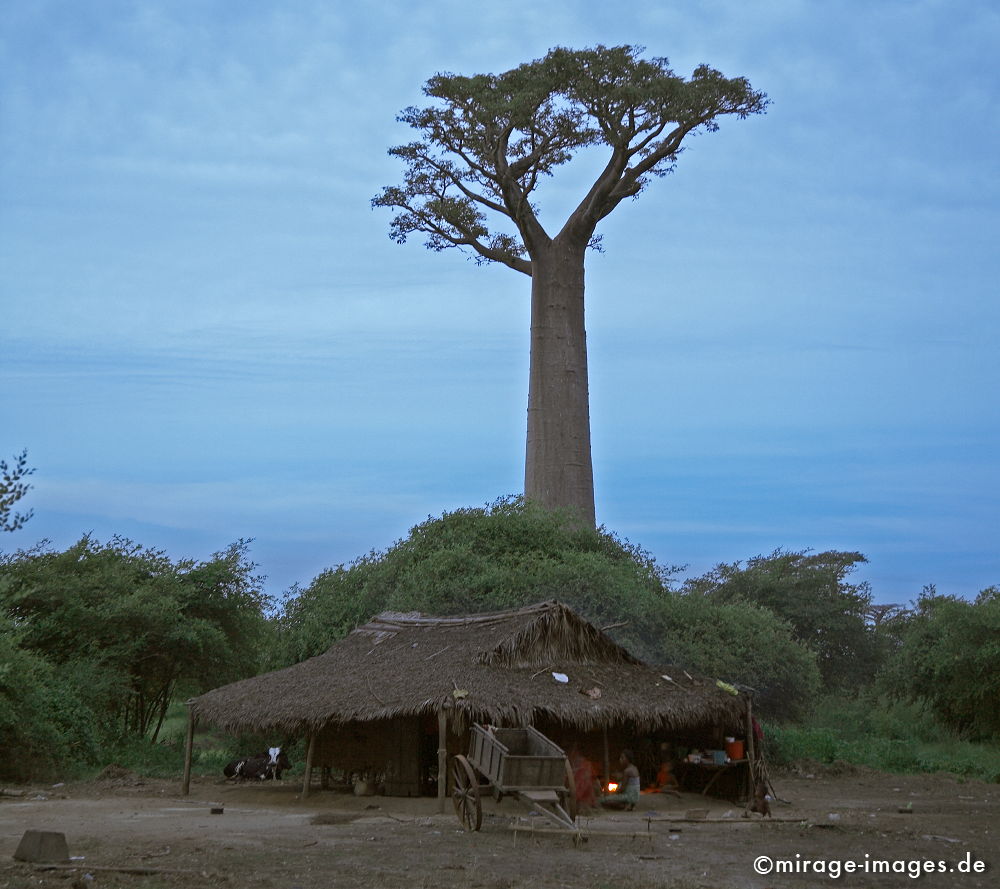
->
[[602, 724, 610, 790], [744, 695, 757, 803], [437, 707, 448, 814], [745, 696, 756, 764], [302, 730, 316, 799], [181, 703, 196, 796]]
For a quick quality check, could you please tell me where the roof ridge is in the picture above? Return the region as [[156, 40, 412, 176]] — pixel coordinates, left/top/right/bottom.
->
[[368, 600, 561, 629]]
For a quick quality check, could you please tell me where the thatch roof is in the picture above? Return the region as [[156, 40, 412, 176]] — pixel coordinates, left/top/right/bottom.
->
[[190, 601, 745, 734]]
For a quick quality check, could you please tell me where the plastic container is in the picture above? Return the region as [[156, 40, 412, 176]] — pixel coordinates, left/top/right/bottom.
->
[[725, 739, 745, 761], [712, 750, 727, 765]]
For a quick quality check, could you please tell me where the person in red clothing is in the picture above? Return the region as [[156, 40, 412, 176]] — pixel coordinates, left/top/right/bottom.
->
[[569, 748, 597, 811], [646, 760, 681, 797]]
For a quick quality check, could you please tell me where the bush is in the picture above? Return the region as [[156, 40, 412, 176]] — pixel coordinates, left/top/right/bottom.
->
[[275, 496, 820, 718], [0, 536, 271, 781], [1, 536, 270, 741], [684, 549, 879, 690], [881, 587, 1000, 740], [630, 593, 822, 721], [274, 496, 673, 663], [0, 617, 108, 781], [764, 692, 1000, 782]]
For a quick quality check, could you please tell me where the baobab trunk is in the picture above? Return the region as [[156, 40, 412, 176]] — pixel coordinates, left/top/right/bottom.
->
[[524, 238, 595, 526]]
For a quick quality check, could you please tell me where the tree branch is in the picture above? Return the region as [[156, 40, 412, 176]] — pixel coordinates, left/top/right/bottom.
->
[[420, 154, 509, 217], [492, 122, 551, 256], [384, 190, 531, 274]]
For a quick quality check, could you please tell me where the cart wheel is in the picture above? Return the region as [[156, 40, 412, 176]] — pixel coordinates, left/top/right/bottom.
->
[[563, 758, 578, 822], [451, 755, 482, 832]]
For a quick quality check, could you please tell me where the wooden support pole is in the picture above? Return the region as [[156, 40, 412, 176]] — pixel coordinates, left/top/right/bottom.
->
[[602, 724, 610, 790], [745, 696, 756, 764], [302, 730, 316, 798], [744, 695, 757, 803], [437, 708, 448, 814], [181, 703, 196, 796]]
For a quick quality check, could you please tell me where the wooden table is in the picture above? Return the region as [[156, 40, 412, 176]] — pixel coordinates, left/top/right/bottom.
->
[[675, 758, 750, 800]]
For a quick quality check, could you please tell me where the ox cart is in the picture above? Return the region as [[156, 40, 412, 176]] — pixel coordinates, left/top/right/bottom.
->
[[451, 724, 578, 833]]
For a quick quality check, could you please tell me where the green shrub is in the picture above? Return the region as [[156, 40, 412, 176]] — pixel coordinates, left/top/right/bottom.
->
[[0, 537, 271, 781], [629, 592, 822, 721], [274, 495, 672, 664], [765, 693, 1000, 782], [881, 587, 1000, 740], [276, 496, 821, 719], [1, 536, 270, 739], [0, 616, 111, 781], [683, 548, 879, 691]]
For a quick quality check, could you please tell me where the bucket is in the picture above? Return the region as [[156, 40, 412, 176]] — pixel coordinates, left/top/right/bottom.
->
[[725, 739, 744, 761]]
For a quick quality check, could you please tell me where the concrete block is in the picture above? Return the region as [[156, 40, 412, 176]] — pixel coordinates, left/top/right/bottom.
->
[[13, 829, 69, 863]]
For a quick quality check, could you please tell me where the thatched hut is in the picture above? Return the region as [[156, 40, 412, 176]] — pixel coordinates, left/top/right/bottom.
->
[[184, 601, 754, 803]]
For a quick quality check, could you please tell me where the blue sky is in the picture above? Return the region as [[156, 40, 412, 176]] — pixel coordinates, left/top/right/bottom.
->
[[2, 0, 997, 605]]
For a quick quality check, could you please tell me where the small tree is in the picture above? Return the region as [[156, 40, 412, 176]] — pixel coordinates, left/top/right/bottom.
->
[[882, 586, 1000, 740], [1, 449, 34, 532], [0, 536, 270, 742], [684, 549, 878, 690], [374, 46, 768, 524], [629, 593, 821, 721]]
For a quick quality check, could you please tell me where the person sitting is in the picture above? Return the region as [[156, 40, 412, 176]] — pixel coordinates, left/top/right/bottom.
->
[[569, 748, 597, 811], [601, 750, 641, 811], [645, 760, 681, 797]]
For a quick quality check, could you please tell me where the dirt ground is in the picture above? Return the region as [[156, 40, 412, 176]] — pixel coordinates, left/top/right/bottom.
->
[[1, 765, 996, 889]]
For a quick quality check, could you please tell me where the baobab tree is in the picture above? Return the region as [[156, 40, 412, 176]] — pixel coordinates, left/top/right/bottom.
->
[[374, 45, 768, 525]]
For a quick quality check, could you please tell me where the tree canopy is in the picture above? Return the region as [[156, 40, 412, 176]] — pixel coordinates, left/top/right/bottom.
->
[[373, 45, 768, 273], [0, 535, 271, 773], [627, 593, 821, 721], [683, 549, 878, 690], [881, 586, 1000, 740]]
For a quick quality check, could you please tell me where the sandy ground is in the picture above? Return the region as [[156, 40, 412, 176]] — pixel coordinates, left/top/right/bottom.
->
[[1, 765, 996, 889]]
